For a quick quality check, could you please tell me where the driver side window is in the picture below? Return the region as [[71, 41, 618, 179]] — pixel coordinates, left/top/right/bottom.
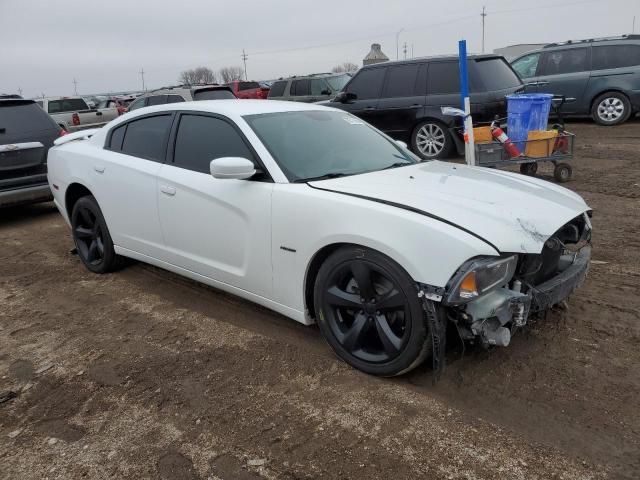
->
[[172, 114, 255, 174], [512, 53, 541, 79]]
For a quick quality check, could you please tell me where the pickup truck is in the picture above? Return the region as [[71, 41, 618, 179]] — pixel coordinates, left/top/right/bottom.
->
[[225, 80, 269, 99], [35, 96, 118, 132]]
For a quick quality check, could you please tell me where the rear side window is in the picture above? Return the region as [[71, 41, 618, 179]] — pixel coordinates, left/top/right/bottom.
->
[[193, 89, 235, 100], [592, 45, 640, 70], [538, 48, 588, 75], [120, 115, 172, 162], [346, 68, 386, 99], [173, 114, 254, 173], [166, 95, 186, 103], [268, 81, 287, 97], [146, 95, 167, 106], [47, 98, 89, 113], [108, 124, 126, 151], [382, 64, 420, 98], [427, 62, 460, 94], [239, 81, 259, 90], [0, 102, 57, 135], [472, 58, 522, 90], [290, 79, 311, 96]]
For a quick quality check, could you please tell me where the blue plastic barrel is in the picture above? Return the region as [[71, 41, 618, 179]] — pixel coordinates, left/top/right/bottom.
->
[[506, 94, 553, 149]]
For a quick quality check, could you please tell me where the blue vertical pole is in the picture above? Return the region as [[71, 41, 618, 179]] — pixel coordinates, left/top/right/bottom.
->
[[458, 40, 476, 166]]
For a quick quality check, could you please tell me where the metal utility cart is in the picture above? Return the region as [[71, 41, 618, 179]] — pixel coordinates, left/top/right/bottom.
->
[[474, 96, 576, 183]]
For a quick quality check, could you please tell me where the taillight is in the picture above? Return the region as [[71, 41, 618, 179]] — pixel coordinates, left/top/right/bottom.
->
[[72, 112, 80, 126], [59, 128, 69, 136]]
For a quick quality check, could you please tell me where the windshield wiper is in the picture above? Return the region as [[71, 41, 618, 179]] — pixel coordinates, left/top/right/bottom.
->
[[382, 161, 412, 170], [294, 172, 349, 183]]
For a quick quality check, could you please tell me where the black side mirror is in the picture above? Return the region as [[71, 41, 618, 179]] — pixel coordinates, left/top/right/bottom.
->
[[321, 89, 331, 96], [335, 91, 357, 103]]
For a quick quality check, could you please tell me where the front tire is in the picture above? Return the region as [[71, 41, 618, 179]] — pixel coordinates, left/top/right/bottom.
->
[[591, 92, 631, 126], [314, 246, 431, 376], [71, 196, 123, 274], [411, 120, 454, 160]]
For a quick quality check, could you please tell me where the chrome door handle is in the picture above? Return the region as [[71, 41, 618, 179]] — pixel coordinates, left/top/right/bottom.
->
[[93, 165, 105, 173], [160, 185, 176, 196]]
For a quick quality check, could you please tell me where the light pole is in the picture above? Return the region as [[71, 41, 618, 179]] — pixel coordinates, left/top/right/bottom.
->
[[396, 28, 404, 60]]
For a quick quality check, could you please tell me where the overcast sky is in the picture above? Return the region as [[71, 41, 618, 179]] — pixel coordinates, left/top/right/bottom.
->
[[1, 0, 637, 98]]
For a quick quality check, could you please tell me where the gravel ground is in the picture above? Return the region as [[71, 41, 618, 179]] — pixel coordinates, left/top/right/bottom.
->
[[1, 120, 639, 479]]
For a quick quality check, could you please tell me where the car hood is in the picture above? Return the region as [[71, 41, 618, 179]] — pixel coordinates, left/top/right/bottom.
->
[[309, 161, 590, 254]]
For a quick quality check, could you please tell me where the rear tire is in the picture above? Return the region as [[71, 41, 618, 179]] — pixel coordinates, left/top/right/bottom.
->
[[591, 92, 631, 126], [314, 246, 431, 376], [411, 120, 454, 160], [553, 163, 572, 183], [71, 196, 124, 274]]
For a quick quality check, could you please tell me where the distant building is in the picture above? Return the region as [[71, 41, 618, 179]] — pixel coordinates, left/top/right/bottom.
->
[[363, 43, 389, 66], [494, 43, 546, 60]]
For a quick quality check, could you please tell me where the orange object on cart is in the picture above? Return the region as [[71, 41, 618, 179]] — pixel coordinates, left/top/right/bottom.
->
[[473, 126, 493, 144], [525, 130, 558, 158]]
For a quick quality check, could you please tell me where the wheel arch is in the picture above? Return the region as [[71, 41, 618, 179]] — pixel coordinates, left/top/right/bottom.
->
[[65, 182, 94, 220], [590, 89, 631, 110], [303, 242, 417, 322]]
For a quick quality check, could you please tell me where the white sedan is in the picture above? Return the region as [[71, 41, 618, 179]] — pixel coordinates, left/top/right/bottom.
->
[[48, 100, 592, 376]]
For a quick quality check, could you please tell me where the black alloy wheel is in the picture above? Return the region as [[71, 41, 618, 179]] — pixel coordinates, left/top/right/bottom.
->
[[71, 196, 123, 273], [314, 247, 432, 376]]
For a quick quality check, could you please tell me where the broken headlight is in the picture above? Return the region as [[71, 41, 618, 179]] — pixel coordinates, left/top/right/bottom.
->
[[445, 255, 518, 305]]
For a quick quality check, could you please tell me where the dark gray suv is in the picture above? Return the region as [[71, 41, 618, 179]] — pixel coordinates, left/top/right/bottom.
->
[[511, 35, 640, 125]]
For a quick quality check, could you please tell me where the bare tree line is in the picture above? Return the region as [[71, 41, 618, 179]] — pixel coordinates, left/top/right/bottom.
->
[[179, 66, 245, 85], [179, 61, 357, 86]]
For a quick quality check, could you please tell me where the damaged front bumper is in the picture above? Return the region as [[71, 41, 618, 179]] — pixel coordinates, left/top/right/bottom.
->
[[452, 245, 591, 347]]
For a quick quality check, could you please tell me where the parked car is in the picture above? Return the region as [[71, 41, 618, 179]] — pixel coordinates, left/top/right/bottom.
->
[[511, 34, 640, 125], [127, 85, 236, 112], [47, 100, 592, 377], [225, 80, 269, 99], [36, 96, 118, 132], [97, 97, 131, 116], [327, 55, 523, 159], [1, 98, 64, 207], [267, 73, 351, 103]]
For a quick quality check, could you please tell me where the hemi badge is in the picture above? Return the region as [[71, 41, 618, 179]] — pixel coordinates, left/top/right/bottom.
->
[[280, 246, 296, 253], [52, 184, 59, 190]]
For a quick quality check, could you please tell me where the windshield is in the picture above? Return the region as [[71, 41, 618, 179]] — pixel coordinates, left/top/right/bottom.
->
[[326, 74, 351, 91], [244, 110, 417, 182]]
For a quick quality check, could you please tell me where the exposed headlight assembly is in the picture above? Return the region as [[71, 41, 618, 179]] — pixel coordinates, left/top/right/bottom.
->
[[445, 255, 518, 305]]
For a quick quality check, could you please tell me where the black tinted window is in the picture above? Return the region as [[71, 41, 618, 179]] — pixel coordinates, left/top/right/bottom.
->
[[193, 89, 235, 100], [108, 124, 126, 151], [268, 81, 287, 97], [48, 98, 88, 113], [239, 82, 259, 90], [173, 115, 254, 174], [166, 95, 185, 103], [472, 58, 522, 90], [427, 62, 460, 94], [121, 115, 172, 161], [346, 68, 386, 99], [539, 48, 588, 75], [382, 64, 420, 98], [0, 102, 57, 135], [146, 95, 167, 106], [593, 45, 640, 70], [291, 79, 311, 96]]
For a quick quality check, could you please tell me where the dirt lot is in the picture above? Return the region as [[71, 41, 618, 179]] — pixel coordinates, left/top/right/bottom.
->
[[1, 120, 639, 480]]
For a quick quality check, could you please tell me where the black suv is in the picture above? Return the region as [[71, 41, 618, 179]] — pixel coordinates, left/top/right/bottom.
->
[[328, 55, 523, 159], [1, 98, 62, 207]]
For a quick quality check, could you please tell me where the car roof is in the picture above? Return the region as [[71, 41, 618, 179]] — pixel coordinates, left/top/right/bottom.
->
[[127, 99, 335, 117], [360, 54, 503, 69]]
